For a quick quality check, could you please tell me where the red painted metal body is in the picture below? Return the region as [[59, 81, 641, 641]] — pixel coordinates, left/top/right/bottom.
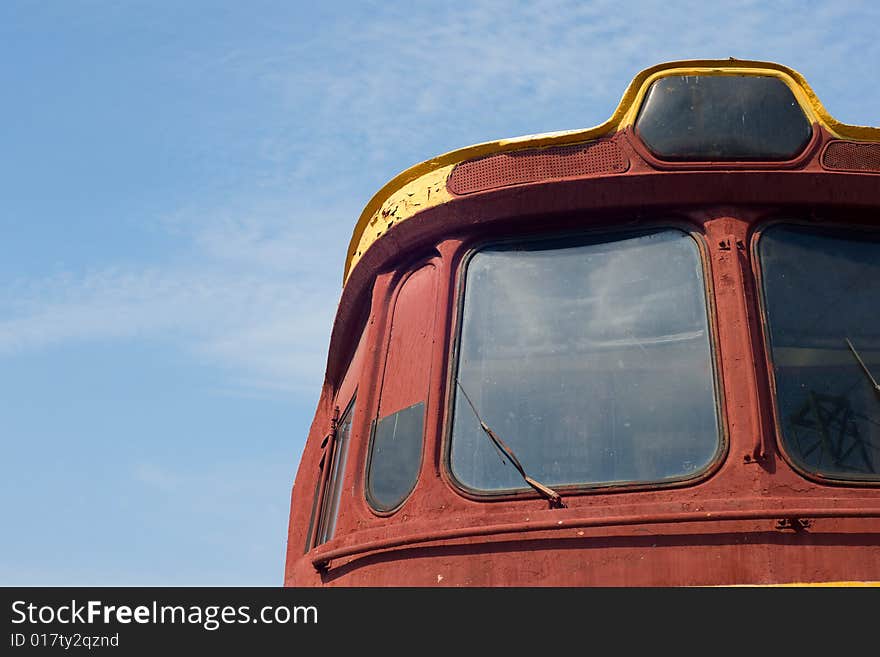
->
[[285, 116, 880, 586]]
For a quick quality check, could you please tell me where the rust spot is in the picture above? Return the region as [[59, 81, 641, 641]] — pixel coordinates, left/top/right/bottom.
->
[[776, 518, 812, 532]]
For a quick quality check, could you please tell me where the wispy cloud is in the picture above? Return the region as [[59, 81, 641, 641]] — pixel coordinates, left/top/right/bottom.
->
[[223, 0, 879, 167], [0, 202, 339, 396], [2, 0, 876, 403]]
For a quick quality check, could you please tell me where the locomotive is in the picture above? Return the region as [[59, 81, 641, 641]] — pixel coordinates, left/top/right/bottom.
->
[[285, 59, 880, 586]]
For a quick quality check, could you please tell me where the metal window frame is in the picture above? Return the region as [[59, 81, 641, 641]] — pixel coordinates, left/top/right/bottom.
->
[[440, 220, 728, 500], [751, 218, 880, 486]]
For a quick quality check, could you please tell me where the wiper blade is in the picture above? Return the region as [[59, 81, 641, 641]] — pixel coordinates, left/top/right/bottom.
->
[[455, 379, 565, 508], [845, 338, 880, 395]]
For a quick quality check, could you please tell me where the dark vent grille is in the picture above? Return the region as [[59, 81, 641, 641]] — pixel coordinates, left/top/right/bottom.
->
[[447, 140, 628, 195], [822, 141, 880, 172]]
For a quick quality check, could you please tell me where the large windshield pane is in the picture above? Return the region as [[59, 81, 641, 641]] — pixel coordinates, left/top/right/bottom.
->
[[450, 228, 721, 493], [758, 224, 880, 480]]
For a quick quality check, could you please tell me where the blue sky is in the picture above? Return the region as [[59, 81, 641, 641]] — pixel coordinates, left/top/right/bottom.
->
[[1, 1, 878, 585]]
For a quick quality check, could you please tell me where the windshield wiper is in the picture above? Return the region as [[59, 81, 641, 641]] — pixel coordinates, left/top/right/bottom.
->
[[845, 337, 880, 395], [455, 379, 565, 508]]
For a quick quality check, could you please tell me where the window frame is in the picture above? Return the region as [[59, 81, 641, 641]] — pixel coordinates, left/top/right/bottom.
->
[[310, 395, 357, 549], [304, 304, 370, 552], [362, 261, 438, 517], [364, 401, 427, 514], [440, 220, 728, 501], [752, 218, 880, 487], [626, 71, 820, 171]]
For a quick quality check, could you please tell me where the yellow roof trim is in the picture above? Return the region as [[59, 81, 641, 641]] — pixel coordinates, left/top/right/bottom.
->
[[343, 58, 880, 285]]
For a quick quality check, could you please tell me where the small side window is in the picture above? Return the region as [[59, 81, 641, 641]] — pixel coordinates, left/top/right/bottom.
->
[[303, 440, 327, 552], [365, 264, 438, 513], [366, 402, 425, 511], [312, 399, 355, 547], [305, 314, 368, 551]]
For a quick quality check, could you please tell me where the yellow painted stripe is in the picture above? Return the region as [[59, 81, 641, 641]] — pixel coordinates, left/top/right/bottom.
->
[[722, 581, 880, 587], [343, 59, 880, 285]]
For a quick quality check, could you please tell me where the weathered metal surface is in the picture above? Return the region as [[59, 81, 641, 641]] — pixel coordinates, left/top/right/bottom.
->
[[285, 61, 880, 587], [376, 265, 438, 418], [287, 202, 880, 586]]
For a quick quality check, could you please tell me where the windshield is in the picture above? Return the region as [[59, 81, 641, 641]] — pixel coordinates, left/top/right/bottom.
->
[[449, 228, 721, 493], [758, 223, 880, 480]]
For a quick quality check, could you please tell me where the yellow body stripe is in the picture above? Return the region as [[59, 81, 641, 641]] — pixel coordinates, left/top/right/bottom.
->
[[722, 581, 880, 587]]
